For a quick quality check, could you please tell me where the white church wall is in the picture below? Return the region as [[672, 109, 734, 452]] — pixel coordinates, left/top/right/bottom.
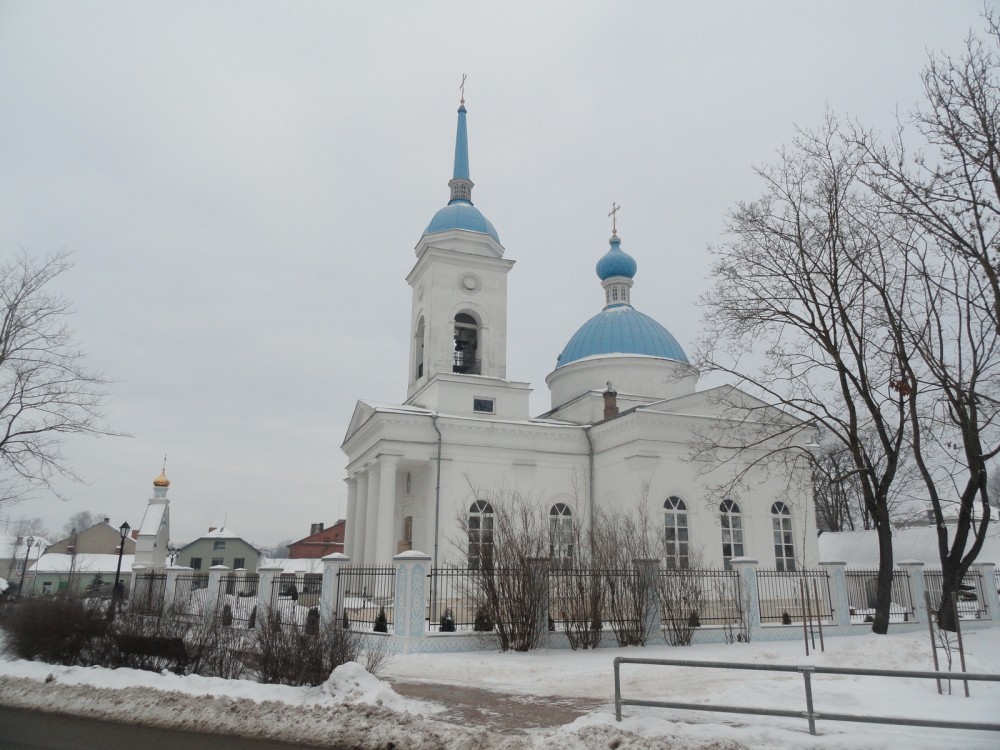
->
[[546, 355, 698, 413]]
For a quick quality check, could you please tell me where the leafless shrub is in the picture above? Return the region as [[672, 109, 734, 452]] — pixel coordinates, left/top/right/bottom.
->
[[252, 611, 381, 686], [456, 481, 550, 652], [658, 552, 706, 647], [0, 595, 109, 665]]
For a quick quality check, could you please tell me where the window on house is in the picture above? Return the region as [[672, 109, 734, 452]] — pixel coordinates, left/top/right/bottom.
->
[[664, 496, 689, 569], [190, 557, 202, 570], [213, 540, 226, 550], [403, 516, 413, 545], [233, 557, 246, 570], [211, 557, 224, 567], [473, 398, 495, 414], [771, 501, 796, 572], [468, 500, 494, 570], [549, 503, 574, 567], [720, 499, 744, 569], [42, 581, 52, 595]]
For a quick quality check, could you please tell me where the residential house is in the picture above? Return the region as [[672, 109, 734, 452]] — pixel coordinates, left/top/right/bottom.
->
[[288, 521, 346, 559], [176, 527, 261, 573], [32, 518, 135, 594]]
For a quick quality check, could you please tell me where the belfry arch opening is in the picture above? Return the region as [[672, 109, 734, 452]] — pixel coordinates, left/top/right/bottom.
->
[[413, 316, 425, 382], [453, 311, 480, 374]]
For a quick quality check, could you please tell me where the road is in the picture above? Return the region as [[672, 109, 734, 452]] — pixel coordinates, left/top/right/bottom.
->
[[0, 706, 339, 750]]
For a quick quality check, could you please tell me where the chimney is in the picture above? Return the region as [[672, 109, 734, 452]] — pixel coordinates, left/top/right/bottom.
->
[[104, 517, 110, 524], [603, 381, 619, 420], [310, 522, 324, 535]]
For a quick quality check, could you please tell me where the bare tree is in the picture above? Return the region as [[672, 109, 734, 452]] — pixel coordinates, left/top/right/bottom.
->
[[698, 116, 913, 634], [62, 510, 105, 537], [858, 18, 1000, 630], [812, 442, 873, 532], [0, 251, 117, 505]]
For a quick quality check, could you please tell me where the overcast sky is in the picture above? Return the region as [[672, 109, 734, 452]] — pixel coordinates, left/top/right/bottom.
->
[[0, 1, 987, 548]]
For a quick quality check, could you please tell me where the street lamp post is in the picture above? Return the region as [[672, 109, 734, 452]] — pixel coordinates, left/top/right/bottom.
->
[[112, 521, 131, 605], [16, 536, 34, 598]]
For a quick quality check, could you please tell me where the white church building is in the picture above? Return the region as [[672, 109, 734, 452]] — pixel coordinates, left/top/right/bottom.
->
[[342, 97, 818, 571]]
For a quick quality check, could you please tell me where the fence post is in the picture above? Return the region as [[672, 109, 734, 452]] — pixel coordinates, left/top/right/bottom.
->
[[205, 565, 228, 618], [164, 565, 188, 610], [256, 565, 285, 624], [635, 558, 666, 645], [320, 553, 351, 627], [818, 561, 851, 628], [730, 558, 762, 642], [898, 560, 927, 624], [527, 556, 551, 646], [971, 562, 1000, 621], [393, 550, 431, 653]]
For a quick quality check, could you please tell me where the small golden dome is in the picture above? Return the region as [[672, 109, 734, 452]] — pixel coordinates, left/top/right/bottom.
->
[[153, 470, 170, 488]]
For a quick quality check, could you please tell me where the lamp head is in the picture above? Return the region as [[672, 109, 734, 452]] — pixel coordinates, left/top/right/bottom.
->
[[119, 522, 131, 540]]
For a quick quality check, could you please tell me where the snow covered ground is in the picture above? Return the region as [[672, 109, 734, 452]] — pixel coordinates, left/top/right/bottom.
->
[[1, 627, 999, 749]]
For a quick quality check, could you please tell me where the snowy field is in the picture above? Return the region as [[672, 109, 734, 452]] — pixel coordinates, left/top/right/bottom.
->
[[1, 627, 999, 749]]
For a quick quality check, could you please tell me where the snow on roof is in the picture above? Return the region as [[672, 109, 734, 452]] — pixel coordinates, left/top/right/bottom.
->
[[819, 523, 1000, 568], [261, 557, 325, 574], [200, 527, 241, 539], [31, 553, 136, 573]]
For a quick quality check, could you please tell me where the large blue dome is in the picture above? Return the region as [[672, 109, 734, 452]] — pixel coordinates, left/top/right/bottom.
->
[[556, 305, 689, 367], [425, 200, 500, 243]]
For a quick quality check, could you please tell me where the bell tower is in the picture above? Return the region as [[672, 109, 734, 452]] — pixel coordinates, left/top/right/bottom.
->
[[405, 93, 516, 404]]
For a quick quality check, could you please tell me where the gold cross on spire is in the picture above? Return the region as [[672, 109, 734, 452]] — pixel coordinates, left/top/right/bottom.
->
[[460, 73, 467, 104], [609, 202, 621, 236]]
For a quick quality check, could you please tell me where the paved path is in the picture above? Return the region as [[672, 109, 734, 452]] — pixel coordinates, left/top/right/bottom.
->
[[388, 679, 607, 734]]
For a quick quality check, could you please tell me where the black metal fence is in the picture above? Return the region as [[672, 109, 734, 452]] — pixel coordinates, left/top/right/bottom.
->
[[427, 567, 485, 631], [924, 569, 987, 619], [217, 572, 259, 627], [756, 569, 833, 623], [845, 569, 914, 622], [172, 574, 209, 615], [131, 572, 167, 613], [659, 568, 744, 626], [268, 573, 323, 629], [337, 566, 395, 631]]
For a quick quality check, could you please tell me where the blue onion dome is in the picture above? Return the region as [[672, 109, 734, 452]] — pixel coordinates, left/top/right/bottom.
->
[[556, 307, 689, 367], [596, 234, 637, 280]]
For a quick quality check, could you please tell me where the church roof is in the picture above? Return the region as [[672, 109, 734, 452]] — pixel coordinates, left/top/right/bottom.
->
[[556, 230, 688, 367], [422, 100, 500, 243], [556, 306, 689, 366]]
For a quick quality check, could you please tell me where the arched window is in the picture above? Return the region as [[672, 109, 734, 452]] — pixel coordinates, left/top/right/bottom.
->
[[453, 312, 480, 374], [413, 317, 425, 381], [468, 500, 493, 569], [549, 503, 574, 566], [720, 499, 744, 569], [664, 496, 689, 569], [771, 501, 796, 571]]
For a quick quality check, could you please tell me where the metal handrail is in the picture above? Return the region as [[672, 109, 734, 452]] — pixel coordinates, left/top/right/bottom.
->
[[614, 656, 1000, 736]]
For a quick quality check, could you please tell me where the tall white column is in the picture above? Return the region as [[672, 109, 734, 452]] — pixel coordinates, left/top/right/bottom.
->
[[344, 476, 358, 557], [353, 471, 369, 565], [364, 465, 380, 565], [375, 457, 400, 564]]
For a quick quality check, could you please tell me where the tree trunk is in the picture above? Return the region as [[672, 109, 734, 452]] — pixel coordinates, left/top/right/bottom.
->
[[935, 561, 965, 632], [872, 520, 894, 634]]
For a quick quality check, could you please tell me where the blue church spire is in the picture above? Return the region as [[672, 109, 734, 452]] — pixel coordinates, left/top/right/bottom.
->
[[448, 76, 474, 205], [423, 79, 500, 243]]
